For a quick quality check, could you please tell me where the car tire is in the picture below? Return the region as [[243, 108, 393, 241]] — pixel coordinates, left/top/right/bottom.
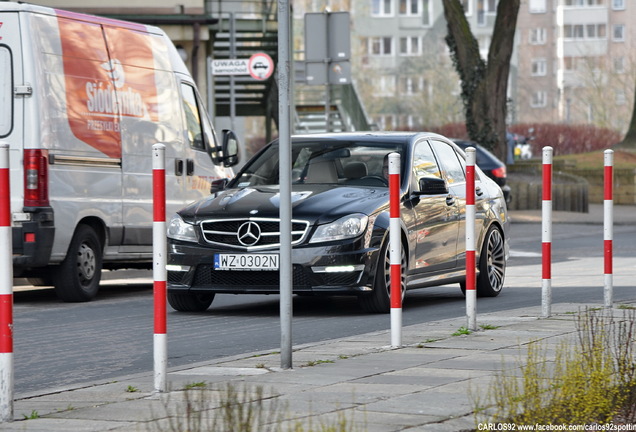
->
[[168, 292, 214, 312], [53, 224, 102, 302], [359, 238, 406, 314], [476, 226, 506, 297]]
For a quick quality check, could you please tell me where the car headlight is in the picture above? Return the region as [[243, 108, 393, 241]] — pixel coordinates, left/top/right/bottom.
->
[[167, 214, 198, 242], [310, 214, 368, 243]]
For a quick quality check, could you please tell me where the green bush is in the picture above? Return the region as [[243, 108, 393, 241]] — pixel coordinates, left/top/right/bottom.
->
[[475, 308, 636, 429]]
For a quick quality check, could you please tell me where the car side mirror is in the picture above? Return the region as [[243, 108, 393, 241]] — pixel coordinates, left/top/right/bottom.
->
[[210, 178, 229, 194], [415, 177, 448, 195]]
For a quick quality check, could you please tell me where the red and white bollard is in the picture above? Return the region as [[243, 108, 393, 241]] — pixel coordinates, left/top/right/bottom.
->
[[604, 149, 614, 308], [0, 143, 13, 422], [152, 144, 167, 393], [465, 147, 477, 331], [541, 146, 553, 318], [388, 153, 402, 348]]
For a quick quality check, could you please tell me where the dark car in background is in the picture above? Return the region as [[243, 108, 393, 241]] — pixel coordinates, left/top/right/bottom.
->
[[166, 132, 509, 314], [452, 139, 512, 204]]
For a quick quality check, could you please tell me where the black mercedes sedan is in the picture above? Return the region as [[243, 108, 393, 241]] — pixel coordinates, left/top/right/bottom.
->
[[166, 132, 509, 313]]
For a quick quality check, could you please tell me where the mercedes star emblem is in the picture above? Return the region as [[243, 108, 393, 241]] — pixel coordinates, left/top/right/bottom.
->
[[237, 221, 261, 246]]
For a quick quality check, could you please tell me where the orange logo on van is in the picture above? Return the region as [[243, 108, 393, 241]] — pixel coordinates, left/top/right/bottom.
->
[[57, 15, 158, 159]]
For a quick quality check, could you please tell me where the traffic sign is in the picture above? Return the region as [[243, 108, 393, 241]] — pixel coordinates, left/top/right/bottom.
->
[[210, 53, 274, 80], [248, 53, 274, 80]]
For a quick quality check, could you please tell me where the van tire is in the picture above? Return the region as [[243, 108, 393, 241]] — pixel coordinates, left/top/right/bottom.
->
[[53, 225, 103, 302], [168, 292, 214, 312]]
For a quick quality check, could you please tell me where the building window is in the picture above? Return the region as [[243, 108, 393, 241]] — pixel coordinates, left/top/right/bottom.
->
[[422, 0, 432, 26], [400, 76, 424, 95], [399, 0, 419, 16], [613, 56, 625, 74], [531, 58, 547, 76], [531, 91, 547, 108], [613, 24, 625, 41], [564, 23, 606, 40], [613, 0, 625, 10], [529, 0, 546, 13], [460, 0, 472, 15], [616, 91, 627, 105], [370, 37, 393, 56], [564, 0, 603, 5], [530, 28, 547, 44], [372, 0, 393, 17], [399, 36, 421, 55], [477, 0, 498, 26], [378, 75, 396, 96]]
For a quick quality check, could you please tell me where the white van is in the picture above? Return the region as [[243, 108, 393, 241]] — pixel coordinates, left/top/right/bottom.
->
[[0, 3, 239, 301]]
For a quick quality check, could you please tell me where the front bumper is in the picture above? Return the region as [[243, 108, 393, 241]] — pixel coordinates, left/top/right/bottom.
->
[[167, 238, 381, 296]]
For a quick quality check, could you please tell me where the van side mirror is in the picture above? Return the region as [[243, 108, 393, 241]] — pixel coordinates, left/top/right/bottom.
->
[[210, 178, 229, 194]]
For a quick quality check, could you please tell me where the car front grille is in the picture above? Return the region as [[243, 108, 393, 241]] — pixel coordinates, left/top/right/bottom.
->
[[200, 218, 310, 251], [192, 265, 310, 287]]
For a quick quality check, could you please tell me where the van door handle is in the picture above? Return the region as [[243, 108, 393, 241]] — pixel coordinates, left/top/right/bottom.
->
[[446, 195, 455, 206], [175, 159, 184, 176], [186, 159, 195, 176], [476, 186, 484, 196]]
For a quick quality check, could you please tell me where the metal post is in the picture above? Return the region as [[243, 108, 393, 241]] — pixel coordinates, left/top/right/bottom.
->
[[388, 153, 402, 347], [278, 0, 293, 370], [604, 149, 614, 308], [0, 143, 13, 422], [541, 146, 553, 318], [465, 147, 477, 331], [152, 144, 167, 393]]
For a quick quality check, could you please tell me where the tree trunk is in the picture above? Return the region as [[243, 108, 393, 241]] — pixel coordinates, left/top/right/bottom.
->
[[617, 77, 636, 150], [443, 0, 520, 162]]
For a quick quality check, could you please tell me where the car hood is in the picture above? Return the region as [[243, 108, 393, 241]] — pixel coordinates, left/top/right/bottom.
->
[[179, 185, 389, 225]]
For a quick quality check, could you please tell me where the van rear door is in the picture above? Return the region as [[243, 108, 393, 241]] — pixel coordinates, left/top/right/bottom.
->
[[0, 11, 26, 232]]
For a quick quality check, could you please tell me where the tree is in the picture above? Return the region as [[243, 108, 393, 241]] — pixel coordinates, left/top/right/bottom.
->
[[442, 0, 520, 162], [618, 77, 636, 150]]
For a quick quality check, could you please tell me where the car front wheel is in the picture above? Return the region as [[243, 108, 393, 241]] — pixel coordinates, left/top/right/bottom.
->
[[359, 239, 406, 314], [168, 292, 215, 312]]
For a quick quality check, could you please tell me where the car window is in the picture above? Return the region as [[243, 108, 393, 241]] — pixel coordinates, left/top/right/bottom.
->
[[412, 140, 441, 180], [430, 140, 466, 185], [234, 141, 403, 187]]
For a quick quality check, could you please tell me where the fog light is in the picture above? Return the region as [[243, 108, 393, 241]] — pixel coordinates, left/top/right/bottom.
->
[[312, 265, 364, 273], [166, 264, 190, 272]]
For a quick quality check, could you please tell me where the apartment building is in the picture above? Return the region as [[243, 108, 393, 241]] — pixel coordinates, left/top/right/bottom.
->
[[511, 0, 635, 130]]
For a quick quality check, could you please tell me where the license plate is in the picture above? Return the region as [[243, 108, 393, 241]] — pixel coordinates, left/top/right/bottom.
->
[[214, 253, 279, 271]]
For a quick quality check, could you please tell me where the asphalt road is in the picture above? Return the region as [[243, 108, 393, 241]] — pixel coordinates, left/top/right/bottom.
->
[[11, 222, 636, 398]]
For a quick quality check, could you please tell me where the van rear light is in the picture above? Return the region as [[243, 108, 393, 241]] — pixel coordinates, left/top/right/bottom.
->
[[24, 149, 50, 207]]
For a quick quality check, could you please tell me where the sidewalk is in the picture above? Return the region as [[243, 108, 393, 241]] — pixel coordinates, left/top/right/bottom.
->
[[1, 303, 629, 432], [1, 205, 633, 432], [510, 202, 634, 225]]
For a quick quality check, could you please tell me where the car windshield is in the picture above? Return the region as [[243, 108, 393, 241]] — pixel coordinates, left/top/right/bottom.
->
[[233, 140, 404, 188]]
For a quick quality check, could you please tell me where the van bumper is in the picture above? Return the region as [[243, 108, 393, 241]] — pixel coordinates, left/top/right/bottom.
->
[[12, 208, 55, 272]]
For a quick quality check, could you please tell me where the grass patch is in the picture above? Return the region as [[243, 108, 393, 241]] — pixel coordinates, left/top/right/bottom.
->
[[452, 326, 472, 336], [148, 382, 366, 432], [473, 308, 636, 429], [303, 359, 335, 367]]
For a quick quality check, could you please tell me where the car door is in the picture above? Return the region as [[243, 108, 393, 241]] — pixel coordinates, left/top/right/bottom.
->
[[429, 139, 468, 269], [409, 139, 460, 273]]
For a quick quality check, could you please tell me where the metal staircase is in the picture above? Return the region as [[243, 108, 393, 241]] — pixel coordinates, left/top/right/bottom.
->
[[211, 6, 279, 119], [210, 1, 374, 136]]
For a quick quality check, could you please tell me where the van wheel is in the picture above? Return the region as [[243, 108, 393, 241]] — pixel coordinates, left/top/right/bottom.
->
[[168, 292, 214, 312], [359, 239, 406, 314], [53, 225, 103, 302]]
